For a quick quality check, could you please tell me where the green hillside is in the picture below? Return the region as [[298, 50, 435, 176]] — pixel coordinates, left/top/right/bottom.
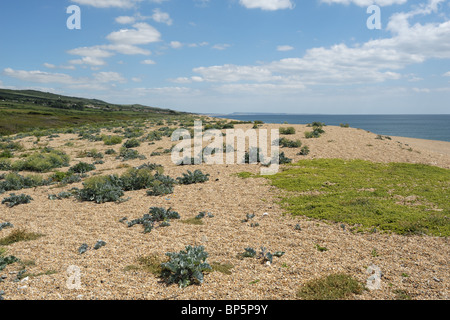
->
[[0, 89, 189, 135]]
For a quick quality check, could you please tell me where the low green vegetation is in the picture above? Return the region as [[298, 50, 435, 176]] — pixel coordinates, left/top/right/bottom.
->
[[161, 245, 212, 288], [11, 149, 70, 172], [102, 135, 123, 145], [265, 159, 450, 236], [297, 274, 364, 300], [2, 193, 33, 207], [279, 127, 296, 135], [0, 228, 44, 246], [177, 170, 210, 185]]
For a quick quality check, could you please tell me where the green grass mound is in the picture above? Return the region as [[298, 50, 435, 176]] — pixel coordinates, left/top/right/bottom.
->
[[265, 159, 450, 236]]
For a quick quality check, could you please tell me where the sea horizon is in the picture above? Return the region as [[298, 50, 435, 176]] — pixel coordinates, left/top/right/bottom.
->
[[212, 113, 450, 143]]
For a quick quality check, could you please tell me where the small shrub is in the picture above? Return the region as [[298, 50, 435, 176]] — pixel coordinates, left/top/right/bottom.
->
[[177, 170, 210, 185], [105, 148, 117, 155], [278, 152, 292, 164], [117, 148, 146, 161], [146, 174, 176, 196], [69, 162, 96, 174], [76, 175, 124, 203], [0, 254, 19, 271], [277, 138, 302, 148], [120, 167, 155, 191], [297, 146, 310, 156], [161, 245, 212, 288], [2, 194, 33, 207], [340, 123, 350, 128], [123, 138, 141, 149], [279, 127, 296, 135], [0, 173, 49, 194], [102, 135, 123, 146], [11, 150, 70, 172]]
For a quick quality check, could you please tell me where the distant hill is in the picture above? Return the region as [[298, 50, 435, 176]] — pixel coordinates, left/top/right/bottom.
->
[[0, 89, 190, 135], [0, 88, 179, 114]]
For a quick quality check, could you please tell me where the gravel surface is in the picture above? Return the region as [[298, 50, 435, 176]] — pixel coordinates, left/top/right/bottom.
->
[[0, 122, 448, 300]]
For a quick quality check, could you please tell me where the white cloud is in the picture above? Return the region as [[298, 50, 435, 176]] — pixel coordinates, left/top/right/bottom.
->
[[3, 68, 126, 91], [277, 45, 294, 51], [152, 9, 173, 26], [43, 63, 76, 70], [320, 0, 407, 6], [212, 44, 231, 50], [239, 0, 294, 10], [443, 71, 450, 77], [106, 23, 161, 45], [176, 0, 450, 89], [115, 16, 136, 24], [141, 59, 156, 65], [3, 68, 79, 85], [170, 41, 184, 49]]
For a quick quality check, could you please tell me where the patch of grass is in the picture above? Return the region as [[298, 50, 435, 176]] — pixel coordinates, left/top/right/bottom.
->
[[265, 159, 450, 236], [235, 172, 254, 179], [131, 254, 167, 275], [210, 262, 234, 275], [0, 228, 44, 246], [11, 149, 70, 172], [180, 218, 204, 226], [296, 274, 364, 300]]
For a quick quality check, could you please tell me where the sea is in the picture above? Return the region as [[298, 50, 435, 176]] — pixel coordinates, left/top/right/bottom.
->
[[215, 114, 450, 142]]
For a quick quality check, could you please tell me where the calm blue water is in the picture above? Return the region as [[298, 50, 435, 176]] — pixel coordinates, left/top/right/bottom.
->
[[215, 114, 450, 142]]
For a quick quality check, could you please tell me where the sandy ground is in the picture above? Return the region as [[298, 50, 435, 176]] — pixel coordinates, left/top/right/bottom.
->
[[0, 121, 448, 300]]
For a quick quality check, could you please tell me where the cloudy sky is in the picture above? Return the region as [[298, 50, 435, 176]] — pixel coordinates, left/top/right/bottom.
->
[[1, 0, 449, 114]]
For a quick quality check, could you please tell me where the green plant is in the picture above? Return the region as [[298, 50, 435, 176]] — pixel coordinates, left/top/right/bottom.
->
[[0, 254, 18, 271], [0, 228, 44, 246], [117, 147, 146, 161], [161, 245, 212, 288], [76, 174, 124, 203], [315, 244, 328, 252], [278, 152, 292, 164], [102, 135, 123, 145], [340, 123, 350, 128], [105, 148, 117, 155], [120, 167, 155, 191], [277, 138, 302, 148], [177, 170, 210, 185], [297, 274, 364, 300], [279, 127, 296, 135], [265, 159, 450, 236], [69, 162, 96, 174], [0, 222, 13, 231], [298, 146, 310, 156], [0, 172, 50, 194], [11, 149, 70, 172], [2, 193, 33, 207], [123, 138, 141, 149]]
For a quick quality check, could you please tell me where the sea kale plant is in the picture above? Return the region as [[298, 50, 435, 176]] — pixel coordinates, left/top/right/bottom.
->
[[176, 170, 210, 185], [161, 245, 212, 288], [75, 175, 124, 203], [126, 207, 180, 233], [2, 193, 33, 208]]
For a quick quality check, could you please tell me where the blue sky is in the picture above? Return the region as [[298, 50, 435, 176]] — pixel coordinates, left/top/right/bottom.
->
[[1, 0, 449, 114]]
